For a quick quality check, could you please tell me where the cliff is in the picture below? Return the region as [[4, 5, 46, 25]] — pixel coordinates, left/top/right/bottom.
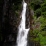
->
[[0, 0, 46, 46]]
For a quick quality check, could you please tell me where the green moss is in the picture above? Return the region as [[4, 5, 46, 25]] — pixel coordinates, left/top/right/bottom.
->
[[38, 33, 46, 46], [40, 31, 46, 36], [34, 37, 39, 41]]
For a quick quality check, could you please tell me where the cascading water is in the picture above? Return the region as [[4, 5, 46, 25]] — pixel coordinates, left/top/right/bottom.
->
[[17, 0, 30, 46]]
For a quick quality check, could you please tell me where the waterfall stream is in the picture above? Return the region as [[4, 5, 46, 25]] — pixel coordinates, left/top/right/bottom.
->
[[17, 0, 30, 46]]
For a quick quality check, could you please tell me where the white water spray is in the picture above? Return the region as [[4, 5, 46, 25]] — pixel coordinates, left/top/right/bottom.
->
[[17, 0, 29, 46]]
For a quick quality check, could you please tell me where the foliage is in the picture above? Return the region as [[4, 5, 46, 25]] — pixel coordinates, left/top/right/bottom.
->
[[29, 0, 46, 46], [38, 33, 46, 46]]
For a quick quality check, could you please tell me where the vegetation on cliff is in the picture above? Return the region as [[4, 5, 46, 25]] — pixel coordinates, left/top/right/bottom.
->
[[28, 0, 46, 46]]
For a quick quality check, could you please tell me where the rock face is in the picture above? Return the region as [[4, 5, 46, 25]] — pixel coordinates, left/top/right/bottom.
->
[[25, 0, 40, 46], [25, 0, 34, 30], [26, 6, 30, 29], [1, 0, 22, 46]]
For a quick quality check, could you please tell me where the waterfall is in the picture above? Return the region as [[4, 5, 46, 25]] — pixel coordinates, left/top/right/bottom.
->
[[17, 0, 30, 46]]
